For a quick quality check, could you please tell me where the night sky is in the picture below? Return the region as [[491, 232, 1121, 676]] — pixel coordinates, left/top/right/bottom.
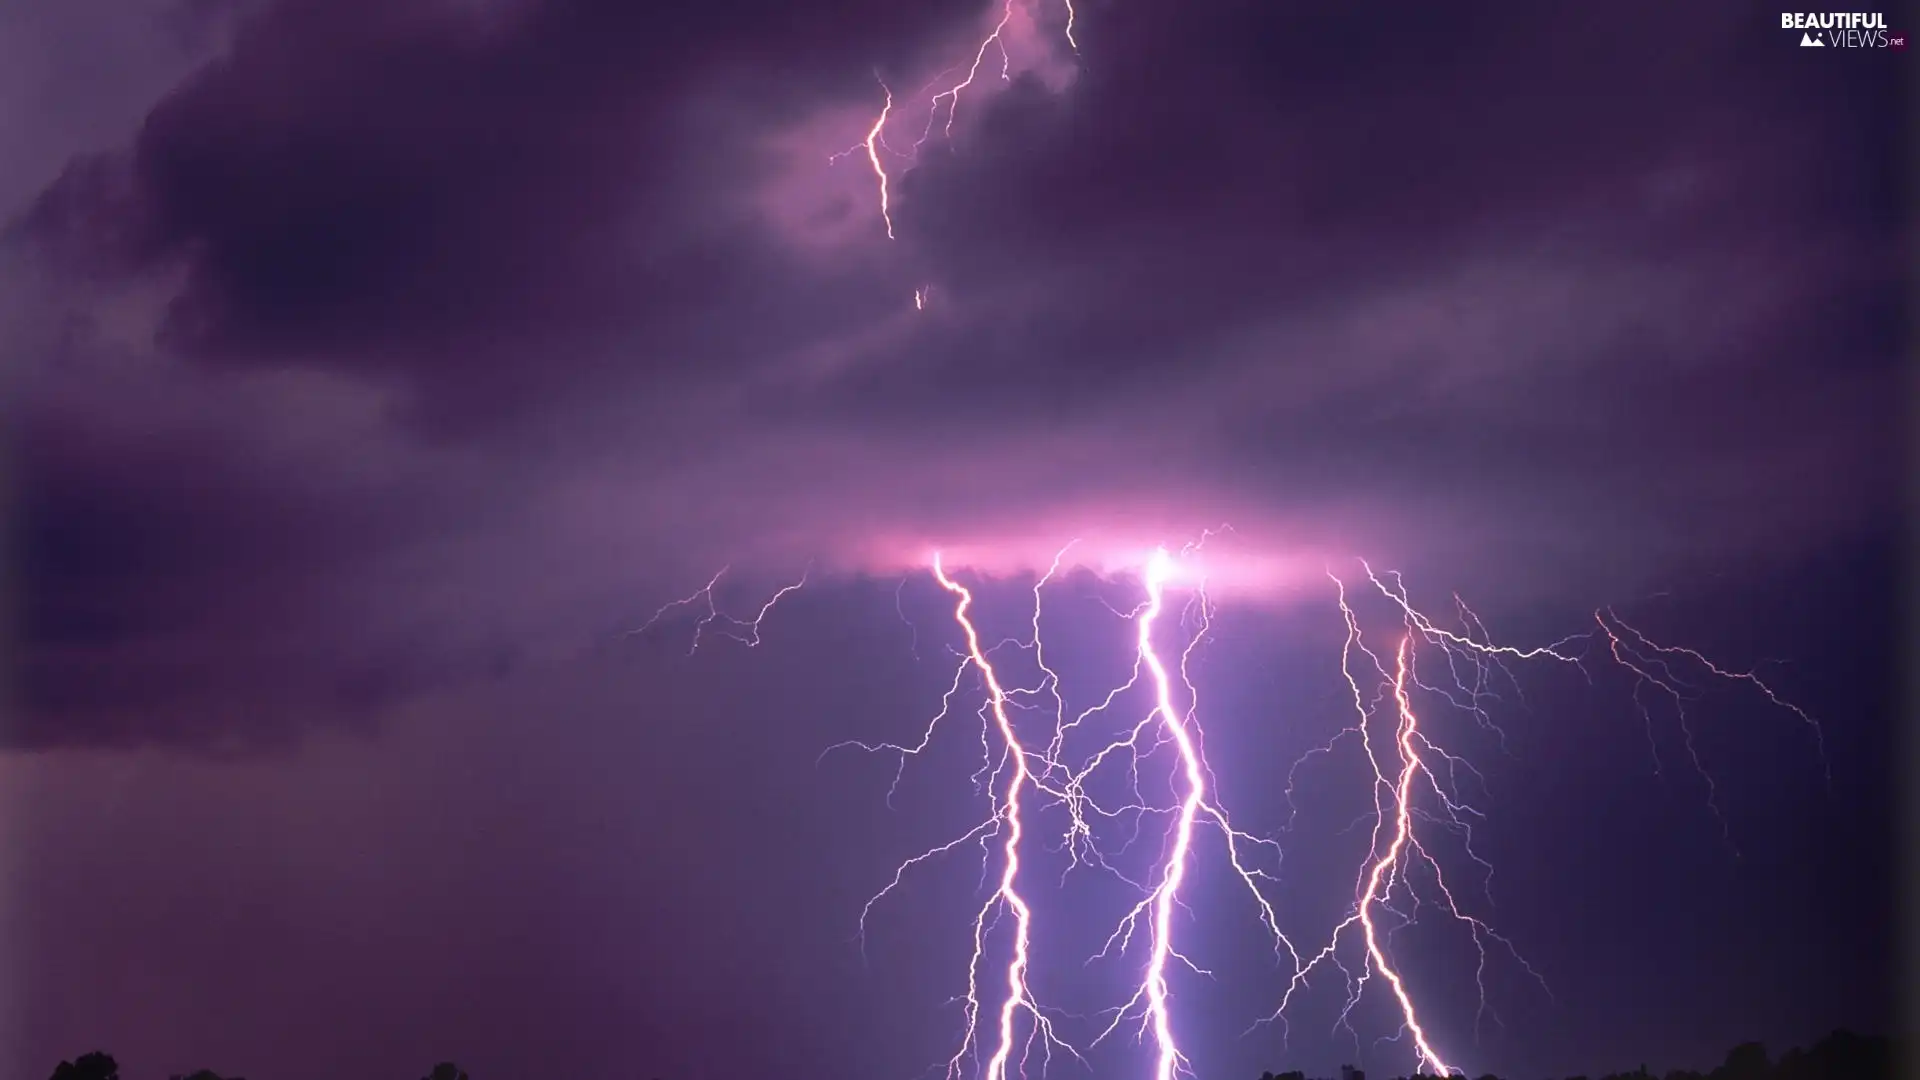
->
[[1, 2, 1908, 1080]]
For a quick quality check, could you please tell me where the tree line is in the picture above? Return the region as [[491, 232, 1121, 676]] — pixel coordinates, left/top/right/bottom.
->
[[41, 1030, 1895, 1080], [46, 1058, 476, 1080], [1257, 1029, 1892, 1080]]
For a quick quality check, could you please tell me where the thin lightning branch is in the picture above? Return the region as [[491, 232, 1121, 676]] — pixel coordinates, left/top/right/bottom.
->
[[922, 0, 1018, 146], [630, 565, 809, 653]]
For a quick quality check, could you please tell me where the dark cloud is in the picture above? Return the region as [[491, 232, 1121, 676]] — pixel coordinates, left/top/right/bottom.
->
[[9, 358, 488, 748], [5, 0, 1905, 749]]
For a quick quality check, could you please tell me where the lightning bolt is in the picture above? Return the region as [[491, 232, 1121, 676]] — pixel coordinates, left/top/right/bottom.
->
[[832, 0, 1082, 242], [934, 555, 1056, 1080], [922, 0, 1019, 146], [642, 539, 1823, 1080], [1354, 637, 1455, 1076], [828, 75, 898, 239], [1132, 551, 1205, 1080], [1112, 550, 1222, 1080]]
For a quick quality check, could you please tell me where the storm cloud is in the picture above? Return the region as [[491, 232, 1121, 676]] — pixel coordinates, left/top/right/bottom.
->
[[5, 0, 1905, 748]]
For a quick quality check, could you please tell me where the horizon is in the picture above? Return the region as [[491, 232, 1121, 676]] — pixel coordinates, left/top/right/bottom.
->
[[35, 1027, 1907, 1080]]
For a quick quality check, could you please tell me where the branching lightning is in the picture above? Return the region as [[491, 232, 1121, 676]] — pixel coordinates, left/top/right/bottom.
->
[[830, 0, 1082, 242], [631, 565, 809, 653], [651, 2, 1830, 1075], [641, 539, 1824, 1080]]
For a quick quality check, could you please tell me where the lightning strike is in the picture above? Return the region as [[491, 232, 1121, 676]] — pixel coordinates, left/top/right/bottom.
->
[[831, 0, 1083, 241], [1353, 638, 1455, 1077], [1131, 550, 1214, 1080], [644, 537, 1823, 1080], [830, 78, 898, 239], [924, 0, 1019, 146], [932, 554, 1054, 1080]]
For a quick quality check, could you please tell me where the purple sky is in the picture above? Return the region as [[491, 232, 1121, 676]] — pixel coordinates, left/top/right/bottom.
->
[[1, 1, 1906, 1079]]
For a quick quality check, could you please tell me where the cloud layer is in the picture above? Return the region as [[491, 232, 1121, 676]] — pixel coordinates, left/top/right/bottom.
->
[[5, 0, 1905, 747]]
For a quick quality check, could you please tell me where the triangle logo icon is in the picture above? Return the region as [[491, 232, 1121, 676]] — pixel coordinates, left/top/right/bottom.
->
[[1800, 31, 1824, 45]]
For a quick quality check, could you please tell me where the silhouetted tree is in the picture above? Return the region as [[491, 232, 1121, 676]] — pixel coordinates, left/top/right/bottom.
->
[[1254, 1029, 1897, 1080], [1713, 1041, 1769, 1080], [422, 1062, 469, 1080], [48, 1053, 118, 1080]]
